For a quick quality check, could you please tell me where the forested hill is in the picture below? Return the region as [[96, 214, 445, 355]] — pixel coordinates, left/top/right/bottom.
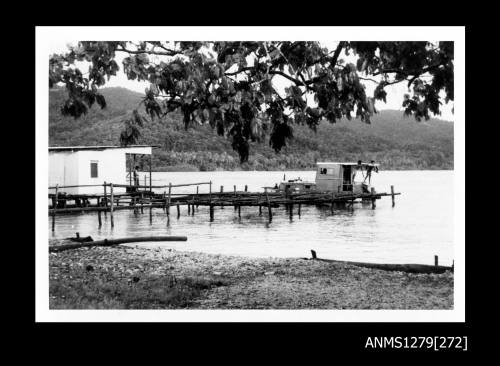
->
[[49, 87, 454, 171]]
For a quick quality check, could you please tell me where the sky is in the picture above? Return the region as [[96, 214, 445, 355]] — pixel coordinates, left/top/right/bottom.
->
[[49, 41, 454, 121]]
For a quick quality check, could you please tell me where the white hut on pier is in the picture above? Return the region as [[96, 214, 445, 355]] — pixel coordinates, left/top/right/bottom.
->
[[49, 145, 154, 195]]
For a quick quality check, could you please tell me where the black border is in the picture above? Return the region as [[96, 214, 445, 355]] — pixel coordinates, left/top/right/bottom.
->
[[29, 22, 476, 354]]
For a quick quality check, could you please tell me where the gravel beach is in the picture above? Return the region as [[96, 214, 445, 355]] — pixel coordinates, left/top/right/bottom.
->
[[49, 243, 453, 309]]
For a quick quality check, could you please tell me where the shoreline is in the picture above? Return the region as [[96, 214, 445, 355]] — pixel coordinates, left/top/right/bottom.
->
[[49, 244, 453, 310], [149, 168, 455, 173]]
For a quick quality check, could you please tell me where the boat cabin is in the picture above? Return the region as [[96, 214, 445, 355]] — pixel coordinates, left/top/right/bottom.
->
[[315, 162, 379, 194]]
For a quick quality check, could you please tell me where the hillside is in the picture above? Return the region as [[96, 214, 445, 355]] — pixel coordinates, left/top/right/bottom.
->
[[49, 87, 454, 171]]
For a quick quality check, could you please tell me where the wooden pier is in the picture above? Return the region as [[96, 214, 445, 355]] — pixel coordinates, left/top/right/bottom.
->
[[49, 181, 401, 231]]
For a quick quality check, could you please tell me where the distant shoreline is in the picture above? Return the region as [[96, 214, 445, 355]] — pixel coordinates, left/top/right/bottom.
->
[[148, 167, 455, 173]]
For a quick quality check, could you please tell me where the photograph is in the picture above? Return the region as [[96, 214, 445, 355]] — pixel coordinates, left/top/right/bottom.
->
[[36, 26, 465, 322]]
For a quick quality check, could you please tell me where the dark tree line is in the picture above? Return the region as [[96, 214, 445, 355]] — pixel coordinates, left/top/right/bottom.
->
[[49, 41, 453, 162]]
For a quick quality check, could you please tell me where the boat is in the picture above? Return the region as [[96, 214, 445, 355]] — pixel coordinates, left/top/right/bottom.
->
[[275, 162, 380, 195]]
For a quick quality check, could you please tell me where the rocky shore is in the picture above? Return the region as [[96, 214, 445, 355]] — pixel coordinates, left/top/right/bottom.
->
[[49, 243, 453, 309]]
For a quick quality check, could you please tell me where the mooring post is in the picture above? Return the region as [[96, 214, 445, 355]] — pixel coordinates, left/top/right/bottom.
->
[[298, 203, 301, 217], [435, 255, 439, 266], [110, 183, 114, 228], [238, 205, 241, 218], [331, 191, 334, 214], [391, 185, 395, 207], [177, 204, 180, 218], [209, 204, 214, 221], [311, 250, 317, 259], [245, 185, 248, 192], [51, 184, 58, 232], [371, 187, 376, 209], [188, 203, 191, 214], [140, 192, 144, 214]]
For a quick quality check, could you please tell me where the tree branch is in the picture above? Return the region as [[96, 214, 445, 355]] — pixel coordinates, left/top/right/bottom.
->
[[116, 45, 181, 57]]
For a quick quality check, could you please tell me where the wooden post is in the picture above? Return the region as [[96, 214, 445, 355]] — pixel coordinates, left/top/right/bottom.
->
[[196, 186, 199, 209], [259, 204, 262, 215], [209, 204, 214, 221], [51, 185, 58, 232], [435, 255, 438, 266], [140, 193, 144, 214], [391, 185, 395, 207], [97, 198, 102, 227], [245, 185, 248, 192], [298, 204, 301, 216], [188, 203, 191, 214], [103, 182, 108, 216], [163, 191, 166, 212], [167, 183, 171, 217], [265, 188, 272, 222], [331, 191, 334, 214], [176, 204, 180, 218], [220, 185, 224, 209], [149, 202, 152, 224], [149, 154, 152, 194], [110, 183, 114, 228], [311, 250, 317, 259], [238, 205, 241, 218], [371, 187, 376, 209], [209, 181, 212, 203], [128, 155, 132, 188]]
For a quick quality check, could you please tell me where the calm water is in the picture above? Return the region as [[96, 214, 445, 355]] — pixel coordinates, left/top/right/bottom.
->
[[49, 170, 454, 266]]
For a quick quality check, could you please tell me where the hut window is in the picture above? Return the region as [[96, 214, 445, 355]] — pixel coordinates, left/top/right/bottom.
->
[[90, 161, 98, 178], [305, 185, 311, 189]]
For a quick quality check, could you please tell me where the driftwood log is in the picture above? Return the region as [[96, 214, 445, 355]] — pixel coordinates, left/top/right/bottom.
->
[[305, 257, 453, 274], [49, 236, 187, 253]]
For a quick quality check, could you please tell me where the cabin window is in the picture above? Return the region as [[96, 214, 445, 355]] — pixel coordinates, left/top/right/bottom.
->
[[305, 185, 311, 189], [319, 168, 327, 174], [90, 161, 98, 178]]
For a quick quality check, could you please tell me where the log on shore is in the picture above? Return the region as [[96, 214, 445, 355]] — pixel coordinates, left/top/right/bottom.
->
[[49, 236, 187, 252], [306, 257, 452, 274]]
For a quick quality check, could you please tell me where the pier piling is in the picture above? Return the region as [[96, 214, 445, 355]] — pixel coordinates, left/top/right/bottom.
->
[[52, 184, 58, 231], [391, 185, 395, 207], [110, 183, 114, 228]]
